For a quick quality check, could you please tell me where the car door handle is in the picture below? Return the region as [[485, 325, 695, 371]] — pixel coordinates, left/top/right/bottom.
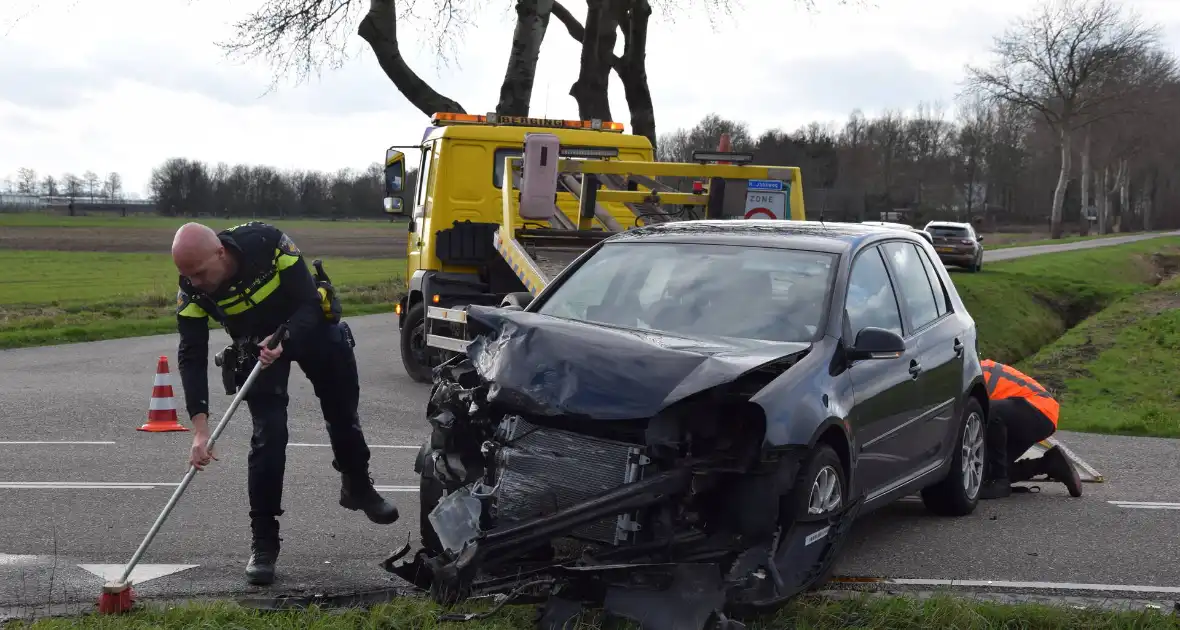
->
[[953, 338, 964, 357], [909, 360, 922, 379]]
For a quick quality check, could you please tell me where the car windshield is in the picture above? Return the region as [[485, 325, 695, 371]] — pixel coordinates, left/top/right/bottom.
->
[[927, 226, 968, 238], [534, 241, 838, 343]]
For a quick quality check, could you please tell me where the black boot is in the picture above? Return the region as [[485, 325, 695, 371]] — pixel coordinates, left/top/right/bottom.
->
[[246, 519, 280, 586], [339, 470, 400, 525], [980, 478, 1011, 499], [1042, 446, 1083, 497]]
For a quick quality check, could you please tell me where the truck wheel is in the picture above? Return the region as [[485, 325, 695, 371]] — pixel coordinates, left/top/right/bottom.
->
[[920, 396, 985, 516], [399, 301, 433, 383]]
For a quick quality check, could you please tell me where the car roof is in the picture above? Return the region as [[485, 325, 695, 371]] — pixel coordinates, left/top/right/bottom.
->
[[606, 219, 926, 254], [925, 221, 970, 228]]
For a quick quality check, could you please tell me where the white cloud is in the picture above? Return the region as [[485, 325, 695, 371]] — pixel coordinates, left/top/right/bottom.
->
[[1, 0, 1178, 197]]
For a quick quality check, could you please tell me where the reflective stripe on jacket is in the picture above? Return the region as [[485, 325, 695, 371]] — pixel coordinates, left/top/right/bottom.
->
[[981, 359, 1059, 426]]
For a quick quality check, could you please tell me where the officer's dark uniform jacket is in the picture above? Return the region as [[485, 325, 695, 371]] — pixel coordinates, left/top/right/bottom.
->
[[175, 222, 324, 420]]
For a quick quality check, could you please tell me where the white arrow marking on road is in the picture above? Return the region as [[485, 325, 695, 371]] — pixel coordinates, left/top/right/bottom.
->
[[0, 482, 180, 490], [78, 564, 199, 584], [1108, 501, 1180, 510], [0, 441, 116, 445]]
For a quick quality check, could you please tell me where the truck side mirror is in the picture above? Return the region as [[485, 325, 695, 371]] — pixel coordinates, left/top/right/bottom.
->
[[385, 149, 406, 194], [384, 196, 404, 215]]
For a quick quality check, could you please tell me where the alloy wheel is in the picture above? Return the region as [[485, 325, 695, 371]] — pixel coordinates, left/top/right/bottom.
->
[[961, 411, 985, 500], [808, 465, 843, 515]]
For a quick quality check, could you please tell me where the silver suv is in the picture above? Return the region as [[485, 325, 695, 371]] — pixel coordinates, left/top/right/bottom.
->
[[924, 221, 983, 272]]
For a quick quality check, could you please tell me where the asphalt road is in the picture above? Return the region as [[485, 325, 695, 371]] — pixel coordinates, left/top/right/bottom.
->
[[3, 232, 1180, 618]]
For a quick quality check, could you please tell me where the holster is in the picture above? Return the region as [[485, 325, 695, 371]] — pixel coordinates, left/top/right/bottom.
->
[[213, 341, 259, 395], [313, 260, 343, 323]]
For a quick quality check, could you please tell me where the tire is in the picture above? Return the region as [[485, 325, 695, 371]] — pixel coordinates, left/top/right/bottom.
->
[[781, 443, 847, 590], [920, 396, 985, 516], [399, 301, 433, 384]]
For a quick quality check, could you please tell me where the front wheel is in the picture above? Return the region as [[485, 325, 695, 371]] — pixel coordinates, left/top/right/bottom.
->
[[399, 301, 433, 384], [920, 396, 986, 516]]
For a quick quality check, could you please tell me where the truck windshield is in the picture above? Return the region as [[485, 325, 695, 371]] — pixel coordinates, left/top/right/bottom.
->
[[534, 241, 837, 343]]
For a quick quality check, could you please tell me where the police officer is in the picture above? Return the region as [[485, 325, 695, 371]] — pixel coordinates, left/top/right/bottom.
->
[[171, 221, 399, 586], [979, 358, 1082, 499]]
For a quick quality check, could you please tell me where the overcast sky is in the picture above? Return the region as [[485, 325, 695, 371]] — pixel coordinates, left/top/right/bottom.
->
[[2, 0, 1178, 198]]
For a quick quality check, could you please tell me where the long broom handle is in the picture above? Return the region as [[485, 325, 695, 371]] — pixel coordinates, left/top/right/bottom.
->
[[114, 325, 288, 585]]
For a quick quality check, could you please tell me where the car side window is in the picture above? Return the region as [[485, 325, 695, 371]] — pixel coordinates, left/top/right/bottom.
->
[[916, 246, 949, 316], [883, 241, 940, 332], [845, 246, 903, 338]]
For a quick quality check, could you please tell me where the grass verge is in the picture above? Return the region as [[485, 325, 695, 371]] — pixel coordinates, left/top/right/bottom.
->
[[0, 250, 406, 349], [1017, 270, 1180, 438], [947, 236, 1180, 364], [9, 593, 1180, 629], [985, 231, 1139, 250]]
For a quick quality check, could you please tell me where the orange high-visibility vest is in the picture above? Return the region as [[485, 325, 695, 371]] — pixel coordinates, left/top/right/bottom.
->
[[981, 359, 1059, 427]]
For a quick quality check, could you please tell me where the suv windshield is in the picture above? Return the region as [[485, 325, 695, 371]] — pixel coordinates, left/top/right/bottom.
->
[[927, 226, 969, 238], [534, 241, 838, 343]]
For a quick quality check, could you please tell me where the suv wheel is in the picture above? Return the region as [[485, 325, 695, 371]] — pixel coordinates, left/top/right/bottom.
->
[[920, 397, 985, 516]]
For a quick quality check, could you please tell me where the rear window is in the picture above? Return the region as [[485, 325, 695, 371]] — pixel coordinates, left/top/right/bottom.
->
[[927, 226, 968, 238]]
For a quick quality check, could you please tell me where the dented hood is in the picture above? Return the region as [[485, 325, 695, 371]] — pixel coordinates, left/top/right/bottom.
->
[[462, 305, 810, 421]]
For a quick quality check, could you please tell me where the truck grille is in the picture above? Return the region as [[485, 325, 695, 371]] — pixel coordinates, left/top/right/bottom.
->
[[492, 415, 641, 544]]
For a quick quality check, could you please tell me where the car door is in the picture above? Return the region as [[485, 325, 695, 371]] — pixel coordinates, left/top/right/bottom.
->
[[880, 240, 964, 470], [843, 244, 924, 498]]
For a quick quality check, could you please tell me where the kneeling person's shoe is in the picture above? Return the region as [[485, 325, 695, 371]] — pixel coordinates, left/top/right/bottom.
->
[[245, 546, 278, 586], [340, 474, 400, 524], [1043, 446, 1083, 498], [979, 479, 1012, 500]]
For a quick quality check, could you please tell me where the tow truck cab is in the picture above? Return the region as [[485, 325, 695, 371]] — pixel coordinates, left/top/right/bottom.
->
[[383, 112, 808, 382]]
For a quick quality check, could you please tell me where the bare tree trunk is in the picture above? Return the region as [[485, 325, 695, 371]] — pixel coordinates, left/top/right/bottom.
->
[[497, 0, 556, 116], [357, 0, 465, 115], [1049, 127, 1072, 239], [1144, 168, 1156, 231], [1119, 159, 1130, 232], [1099, 165, 1109, 234], [1079, 127, 1091, 236], [613, 0, 655, 151], [569, 0, 618, 121]]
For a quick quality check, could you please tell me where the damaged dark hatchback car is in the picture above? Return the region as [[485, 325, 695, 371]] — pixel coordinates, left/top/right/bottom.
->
[[386, 220, 990, 629]]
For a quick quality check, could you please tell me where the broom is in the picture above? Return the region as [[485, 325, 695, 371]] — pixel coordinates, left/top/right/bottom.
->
[[97, 324, 288, 614]]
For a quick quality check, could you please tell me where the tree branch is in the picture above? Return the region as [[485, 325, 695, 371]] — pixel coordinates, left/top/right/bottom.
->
[[357, 0, 466, 115]]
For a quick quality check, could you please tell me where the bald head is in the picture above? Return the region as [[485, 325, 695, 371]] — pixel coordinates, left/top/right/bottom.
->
[[173, 222, 234, 292]]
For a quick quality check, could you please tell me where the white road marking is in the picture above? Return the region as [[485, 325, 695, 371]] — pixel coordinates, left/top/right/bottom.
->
[[374, 486, 418, 492], [289, 443, 419, 449], [78, 563, 199, 584], [1108, 501, 1180, 510], [0, 441, 116, 445], [0, 554, 41, 566], [831, 576, 1180, 594], [0, 482, 179, 490]]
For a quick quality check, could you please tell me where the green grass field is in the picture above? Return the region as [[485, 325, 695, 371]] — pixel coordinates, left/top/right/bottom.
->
[[10, 593, 1180, 630], [0, 212, 406, 230], [0, 250, 406, 349]]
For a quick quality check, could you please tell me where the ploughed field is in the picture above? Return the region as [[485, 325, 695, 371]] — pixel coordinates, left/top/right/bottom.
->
[[0, 223, 409, 259]]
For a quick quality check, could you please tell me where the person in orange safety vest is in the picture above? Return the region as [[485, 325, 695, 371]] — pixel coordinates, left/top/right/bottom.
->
[[980, 359, 1082, 500]]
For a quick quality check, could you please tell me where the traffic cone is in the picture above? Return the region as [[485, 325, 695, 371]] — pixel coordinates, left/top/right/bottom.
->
[[139, 355, 188, 432]]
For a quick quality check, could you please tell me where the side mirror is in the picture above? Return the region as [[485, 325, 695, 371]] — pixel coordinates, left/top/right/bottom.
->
[[385, 148, 406, 194], [384, 196, 404, 215], [976, 234, 984, 242], [847, 327, 906, 361]]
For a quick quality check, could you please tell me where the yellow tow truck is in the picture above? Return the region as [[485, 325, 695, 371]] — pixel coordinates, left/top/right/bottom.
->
[[383, 112, 807, 382]]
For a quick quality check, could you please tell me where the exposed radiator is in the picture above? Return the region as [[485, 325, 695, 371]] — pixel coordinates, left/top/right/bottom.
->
[[492, 415, 644, 544]]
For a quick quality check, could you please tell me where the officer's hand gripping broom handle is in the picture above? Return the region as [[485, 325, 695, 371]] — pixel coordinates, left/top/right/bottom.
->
[[110, 324, 289, 588]]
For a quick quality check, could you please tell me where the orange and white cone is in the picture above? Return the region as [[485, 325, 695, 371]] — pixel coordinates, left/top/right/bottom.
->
[[139, 355, 188, 432]]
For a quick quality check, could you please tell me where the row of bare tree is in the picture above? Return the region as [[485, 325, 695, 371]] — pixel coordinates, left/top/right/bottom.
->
[[146, 157, 403, 219], [3, 168, 123, 201]]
